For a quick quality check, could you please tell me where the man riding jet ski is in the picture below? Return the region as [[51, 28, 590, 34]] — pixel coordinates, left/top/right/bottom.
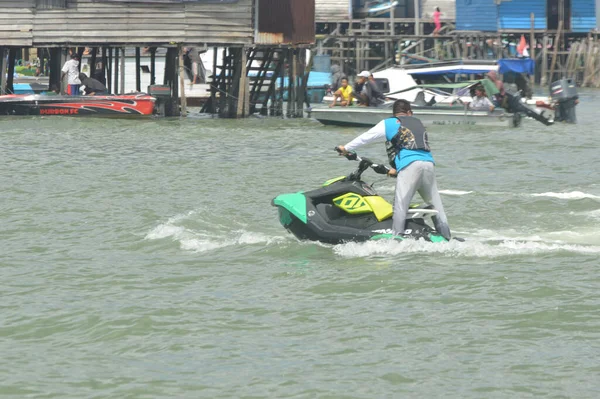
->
[[272, 99, 457, 244]]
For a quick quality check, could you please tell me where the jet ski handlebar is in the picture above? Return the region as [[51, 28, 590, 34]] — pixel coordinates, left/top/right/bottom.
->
[[333, 147, 392, 179]]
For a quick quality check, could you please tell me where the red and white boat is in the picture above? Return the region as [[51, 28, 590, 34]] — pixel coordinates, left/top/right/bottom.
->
[[0, 93, 156, 117]]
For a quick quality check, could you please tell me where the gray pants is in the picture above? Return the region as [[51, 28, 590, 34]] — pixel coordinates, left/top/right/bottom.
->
[[392, 161, 451, 240]]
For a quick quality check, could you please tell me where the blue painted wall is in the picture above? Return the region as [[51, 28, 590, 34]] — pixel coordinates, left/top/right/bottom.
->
[[455, 0, 497, 31], [571, 0, 597, 32], [498, 0, 547, 30]]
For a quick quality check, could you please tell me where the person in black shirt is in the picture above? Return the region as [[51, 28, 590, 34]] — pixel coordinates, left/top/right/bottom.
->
[[78, 73, 107, 96]]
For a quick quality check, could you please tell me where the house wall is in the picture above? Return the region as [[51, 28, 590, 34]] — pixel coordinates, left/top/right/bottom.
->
[[455, 0, 497, 31], [498, 0, 546, 30], [0, 0, 255, 47], [571, 0, 596, 32]]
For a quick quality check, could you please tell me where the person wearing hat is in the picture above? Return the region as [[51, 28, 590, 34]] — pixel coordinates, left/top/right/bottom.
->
[[353, 70, 385, 107], [61, 54, 82, 95], [351, 70, 370, 106], [468, 85, 494, 112], [335, 99, 452, 241]]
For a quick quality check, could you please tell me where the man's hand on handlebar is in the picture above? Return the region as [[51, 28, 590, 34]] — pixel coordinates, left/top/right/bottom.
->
[[335, 145, 349, 155], [387, 168, 397, 177]]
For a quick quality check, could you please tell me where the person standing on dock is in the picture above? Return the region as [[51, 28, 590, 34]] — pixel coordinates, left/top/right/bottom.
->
[[61, 54, 82, 96], [187, 47, 205, 85]]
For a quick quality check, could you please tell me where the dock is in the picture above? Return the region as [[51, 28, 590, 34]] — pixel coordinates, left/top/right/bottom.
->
[[0, 0, 316, 118]]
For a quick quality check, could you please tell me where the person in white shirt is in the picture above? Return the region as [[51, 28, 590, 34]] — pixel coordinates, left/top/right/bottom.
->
[[468, 85, 495, 112], [61, 54, 82, 95], [336, 99, 451, 240]]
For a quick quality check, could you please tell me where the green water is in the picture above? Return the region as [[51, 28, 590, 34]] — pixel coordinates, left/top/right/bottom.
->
[[2, 93, 600, 398]]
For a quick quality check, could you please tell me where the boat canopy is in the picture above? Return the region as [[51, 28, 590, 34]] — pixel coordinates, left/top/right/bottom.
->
[[406, 65, 498, 76], [388, 79, 499, 98], [498, 59, 535, 75]]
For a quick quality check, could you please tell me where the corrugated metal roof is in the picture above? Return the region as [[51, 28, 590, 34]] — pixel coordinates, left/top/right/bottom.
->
[[498, 0, 546, 30], [456, 0, 497, 31], [571, 0, 596, 32]]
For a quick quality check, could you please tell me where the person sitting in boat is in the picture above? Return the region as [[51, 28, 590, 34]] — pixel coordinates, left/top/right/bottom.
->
[[351, 71, 369, 106], [329, 78, 353, 107], [468, 85, 495, 112], [367, 73, 386, 106], [353, 71, 385, 107], [486, 71, 507, 108], [78, 73, 107, 96]]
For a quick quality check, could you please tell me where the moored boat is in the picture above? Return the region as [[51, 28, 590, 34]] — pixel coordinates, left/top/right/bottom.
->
[[0, 93, 156, 117], [309, 103, 524, 128]]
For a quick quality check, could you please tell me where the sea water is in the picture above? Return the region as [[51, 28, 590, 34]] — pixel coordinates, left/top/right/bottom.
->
[[1, 92, 600, 397]]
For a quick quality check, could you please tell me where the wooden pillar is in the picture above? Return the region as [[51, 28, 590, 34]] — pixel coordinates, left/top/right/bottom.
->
[[6, 48, 17, 94], [287, 49, 294, 118], [120, 47, 125, 94], [219, 48, 228, 117], [549, 21, 563, 85], [296, 50, 305, 117], [178, 45, 187, 116], [0, 47, 7, 94], [135, 47, 141, 92], [150, 47, 156, 85], [210, 46, 217, 114], [276, 55, 284, 116], [236, 47, 248, 118], [107, 48, 112, 94], [530, 13, 536, 86], [113, 48, 119, 94], [90, 47, 97, 79], [541, 34, 549, 86]]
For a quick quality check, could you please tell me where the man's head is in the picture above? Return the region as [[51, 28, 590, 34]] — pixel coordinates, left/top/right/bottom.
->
[[393, 99, 412, 116], [357, 70, 370, 84], [340, 77, 349, 88], [487, 70, 498, 81], [474, 85, 486, 97], [72, 54, 80, 61]]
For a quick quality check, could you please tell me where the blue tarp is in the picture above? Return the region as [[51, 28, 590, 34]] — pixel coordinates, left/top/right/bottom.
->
[[282, 71, 331, 88], [498, 59, 535, 75]]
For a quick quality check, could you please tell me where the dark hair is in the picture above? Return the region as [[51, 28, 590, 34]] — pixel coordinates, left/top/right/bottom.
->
[[436, 7, 440, 12], [393, 99, 412, 115], [341, 77, 348, 82]]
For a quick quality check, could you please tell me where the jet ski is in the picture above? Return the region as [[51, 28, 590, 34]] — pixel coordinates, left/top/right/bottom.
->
[[272, 150, 453, 244]]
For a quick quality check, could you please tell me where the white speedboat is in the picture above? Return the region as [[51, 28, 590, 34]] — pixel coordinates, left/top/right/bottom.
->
[[309, 103, 525, 128]]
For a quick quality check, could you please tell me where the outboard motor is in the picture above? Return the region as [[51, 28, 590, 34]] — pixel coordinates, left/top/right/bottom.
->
[[551, 78, 578, 124], [505, 91, 554, 126], [147, 85, 180, 117]]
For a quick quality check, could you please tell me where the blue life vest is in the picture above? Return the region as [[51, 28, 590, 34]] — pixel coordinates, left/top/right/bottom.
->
[[384, 116, 434, 171]]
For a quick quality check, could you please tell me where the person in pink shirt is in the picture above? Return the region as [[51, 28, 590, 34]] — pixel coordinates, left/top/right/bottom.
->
[[433, 7, 442, 36]]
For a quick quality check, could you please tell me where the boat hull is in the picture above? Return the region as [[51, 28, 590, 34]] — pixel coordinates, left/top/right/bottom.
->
[[0, 94, 156, 117], [309, 105, 520, 128]]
